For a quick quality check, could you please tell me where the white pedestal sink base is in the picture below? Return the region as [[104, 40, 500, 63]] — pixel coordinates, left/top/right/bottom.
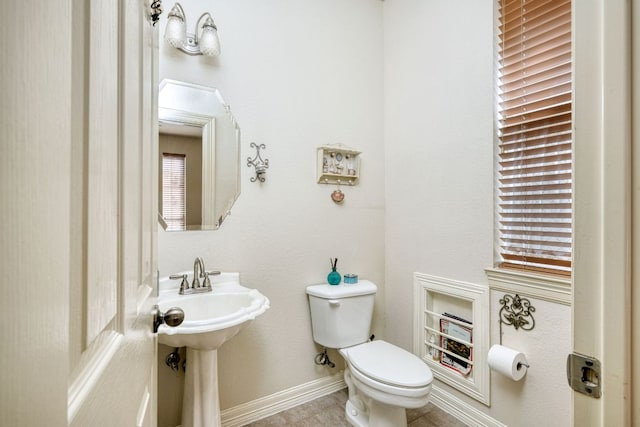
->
[[157, 274, 269, 427], [182, 348, 221, 427]]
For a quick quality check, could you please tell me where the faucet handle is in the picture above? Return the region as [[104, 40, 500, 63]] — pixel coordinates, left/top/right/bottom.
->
[[170, 274, 189, 294], [202, 271, 220, 289]]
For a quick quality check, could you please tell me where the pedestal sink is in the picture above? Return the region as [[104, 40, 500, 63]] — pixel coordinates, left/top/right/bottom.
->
[[157, 272, 270, 427]]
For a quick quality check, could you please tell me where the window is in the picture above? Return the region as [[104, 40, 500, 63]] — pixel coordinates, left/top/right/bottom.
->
[[496, 0, 572, 276], [162, 153, 186, 231]]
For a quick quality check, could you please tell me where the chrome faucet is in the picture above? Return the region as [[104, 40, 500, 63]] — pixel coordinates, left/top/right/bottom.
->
[[169, 257, 221, 295], [192, 257, 205, 289]]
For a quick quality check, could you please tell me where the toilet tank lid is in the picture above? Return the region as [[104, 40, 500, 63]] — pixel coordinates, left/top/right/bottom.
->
[[306, 280, 377, 298]]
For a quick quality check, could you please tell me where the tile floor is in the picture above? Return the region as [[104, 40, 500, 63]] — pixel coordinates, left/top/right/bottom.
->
[[243, 389, 467, 427]]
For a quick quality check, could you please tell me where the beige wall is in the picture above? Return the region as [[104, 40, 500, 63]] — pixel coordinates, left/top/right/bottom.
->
[[383, 1, 571, 426], [157, 0, 385, 424]]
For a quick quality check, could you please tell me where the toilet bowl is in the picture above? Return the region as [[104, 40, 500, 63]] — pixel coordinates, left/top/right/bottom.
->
[[306, 281, 433, 427], [339, 340, 432, 427]]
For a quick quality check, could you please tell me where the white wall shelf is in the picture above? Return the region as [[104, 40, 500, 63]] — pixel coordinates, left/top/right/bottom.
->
[[413, 273, 490, 405], [317, 144, 361, 185]]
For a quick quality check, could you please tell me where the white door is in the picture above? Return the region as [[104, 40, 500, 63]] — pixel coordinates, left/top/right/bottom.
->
[[0, 0, 159, 426], [68, 1, 160, 425], [572, 0, 633, 425]]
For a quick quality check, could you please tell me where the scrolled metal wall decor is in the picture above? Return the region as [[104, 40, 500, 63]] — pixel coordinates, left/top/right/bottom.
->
[[148, 0, 163, 26], [247, 142, 269, 183], [499, 293, 536, 332]]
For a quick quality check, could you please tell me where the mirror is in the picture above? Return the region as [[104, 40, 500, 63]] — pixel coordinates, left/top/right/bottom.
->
[[158, 79, 240, 231]]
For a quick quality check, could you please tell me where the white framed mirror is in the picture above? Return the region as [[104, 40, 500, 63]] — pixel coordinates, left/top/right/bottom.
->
[[158, 79, 241, 231]]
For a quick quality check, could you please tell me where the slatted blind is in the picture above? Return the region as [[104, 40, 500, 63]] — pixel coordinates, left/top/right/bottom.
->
[[162, 153, 186, 231], [496, 0, 572, 276]]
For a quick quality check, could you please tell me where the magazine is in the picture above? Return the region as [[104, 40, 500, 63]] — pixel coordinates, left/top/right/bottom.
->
[[439, 313, 472, 376]]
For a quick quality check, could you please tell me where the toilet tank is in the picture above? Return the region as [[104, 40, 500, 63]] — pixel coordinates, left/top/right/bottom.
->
[[306, 280, 377, 349]]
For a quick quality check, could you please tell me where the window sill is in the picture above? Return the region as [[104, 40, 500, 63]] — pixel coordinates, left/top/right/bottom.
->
[[484, 267, 572, 306]]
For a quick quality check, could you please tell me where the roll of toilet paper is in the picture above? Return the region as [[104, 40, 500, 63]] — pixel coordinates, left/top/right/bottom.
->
[[487, 344, 528, 381]]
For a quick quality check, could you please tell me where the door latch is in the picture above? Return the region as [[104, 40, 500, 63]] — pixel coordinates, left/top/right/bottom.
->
[[566, 352, 601, 398]]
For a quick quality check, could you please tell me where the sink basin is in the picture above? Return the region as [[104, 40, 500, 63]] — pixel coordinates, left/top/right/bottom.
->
[[157, 272, 270, 350]]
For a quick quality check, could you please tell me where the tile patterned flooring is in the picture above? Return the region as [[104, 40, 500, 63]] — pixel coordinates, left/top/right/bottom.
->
[[243, 389, 467, 427]]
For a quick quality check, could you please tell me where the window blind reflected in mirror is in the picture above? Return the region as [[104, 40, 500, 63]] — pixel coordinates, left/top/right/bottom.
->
[[162, 153, 187, 231]]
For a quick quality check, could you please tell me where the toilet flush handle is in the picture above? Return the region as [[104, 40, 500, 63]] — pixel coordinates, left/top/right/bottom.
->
[[328, 300, 341, 307]]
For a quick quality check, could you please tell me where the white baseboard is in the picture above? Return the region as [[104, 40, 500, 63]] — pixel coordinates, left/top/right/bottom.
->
[[430, 385, 506, 427], [221, 372, 346, 427]]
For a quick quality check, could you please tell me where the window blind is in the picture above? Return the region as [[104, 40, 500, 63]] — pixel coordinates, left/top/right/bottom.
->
[[496, 0, 572, 276], [162, 153, 186, 231]]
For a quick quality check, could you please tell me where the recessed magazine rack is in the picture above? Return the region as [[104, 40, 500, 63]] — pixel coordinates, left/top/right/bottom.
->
[[413, 273, 490, 405]]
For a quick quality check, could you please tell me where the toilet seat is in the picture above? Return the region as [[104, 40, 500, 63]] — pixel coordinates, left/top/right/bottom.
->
[[341, 340, 433, 398]]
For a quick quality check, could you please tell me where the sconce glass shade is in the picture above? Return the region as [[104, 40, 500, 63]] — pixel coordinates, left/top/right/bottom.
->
[[198, 16, 221, 56], [164, 3, 221, 56], [165, 4, 186, 48]]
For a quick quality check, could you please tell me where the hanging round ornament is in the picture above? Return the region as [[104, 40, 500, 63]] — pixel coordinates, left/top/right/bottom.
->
[[331, 189, 345, 203]]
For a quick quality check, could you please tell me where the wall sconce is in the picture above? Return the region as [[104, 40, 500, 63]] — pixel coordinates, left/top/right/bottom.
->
[[247, 142, 269, 182], [164, 3, 221, 56]]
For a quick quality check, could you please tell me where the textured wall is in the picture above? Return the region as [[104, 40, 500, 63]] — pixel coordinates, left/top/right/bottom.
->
[[383, 0, 495, 352], [383, 1, 571, 425], [157, 0, 385, 422]]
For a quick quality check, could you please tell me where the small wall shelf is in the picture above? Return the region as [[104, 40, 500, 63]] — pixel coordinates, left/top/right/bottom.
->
[[317, 144, 361, 185], [413, 273, 490, 405]]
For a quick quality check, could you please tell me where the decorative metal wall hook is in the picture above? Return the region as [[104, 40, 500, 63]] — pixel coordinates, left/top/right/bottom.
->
[[498, 293, 536, 344], [247, 142, 269, 182], [148, 0, 163, 26]]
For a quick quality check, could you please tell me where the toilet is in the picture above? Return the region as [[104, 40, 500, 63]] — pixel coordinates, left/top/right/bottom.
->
[[306, 280, 433, 427]]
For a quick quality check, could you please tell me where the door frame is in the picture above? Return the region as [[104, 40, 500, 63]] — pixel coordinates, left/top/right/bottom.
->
[[572, 0, 633, 424], [633, 1, 640, 423]]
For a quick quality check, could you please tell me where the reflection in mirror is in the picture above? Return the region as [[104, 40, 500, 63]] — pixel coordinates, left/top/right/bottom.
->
[[158, 79, 241, 231]]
